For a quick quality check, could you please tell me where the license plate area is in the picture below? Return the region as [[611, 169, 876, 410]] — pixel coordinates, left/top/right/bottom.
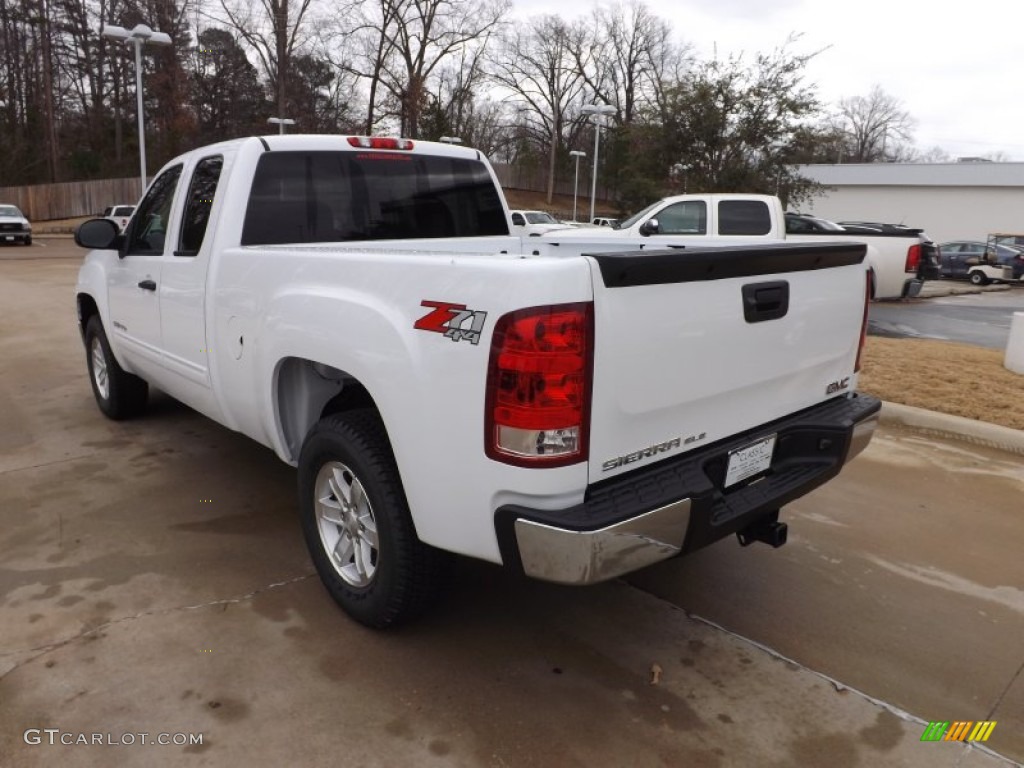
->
[[724, 434, 776, 488]]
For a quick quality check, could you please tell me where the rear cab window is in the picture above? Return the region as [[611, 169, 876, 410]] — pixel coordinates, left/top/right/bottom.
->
[[718, 200, 772, 236], [241, 150, 509, 246]]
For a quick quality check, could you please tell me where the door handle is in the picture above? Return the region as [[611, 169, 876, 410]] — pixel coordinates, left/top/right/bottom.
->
[[138, 279, 157, 291]]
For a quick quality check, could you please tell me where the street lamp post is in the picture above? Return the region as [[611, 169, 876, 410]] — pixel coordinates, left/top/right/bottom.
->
[[580, 104, 616, 224], [671, 163, 691, 194], [569, 150, 586, 222], [267, 117, 296, 135], [102, 24, 172, 192]]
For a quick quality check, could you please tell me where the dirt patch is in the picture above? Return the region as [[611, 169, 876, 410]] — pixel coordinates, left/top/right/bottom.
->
[[859, 336, 1024, 431]]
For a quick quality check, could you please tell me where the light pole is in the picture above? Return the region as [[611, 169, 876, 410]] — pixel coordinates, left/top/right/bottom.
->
[[581, 103, 616, 224], [102, 24, 172, 192], [671, 163, 691, 194], [267, 117, 296, 135], [569, 150, 586, 222], [439, 136, 462, 144]]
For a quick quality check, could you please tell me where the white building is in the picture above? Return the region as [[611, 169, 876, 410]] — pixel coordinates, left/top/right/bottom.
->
[[793, 162, 1024, 244]]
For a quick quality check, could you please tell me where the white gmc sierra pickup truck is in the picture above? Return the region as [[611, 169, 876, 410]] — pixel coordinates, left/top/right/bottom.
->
[[74, 135, 880, 628], [541, 193, 938, 301]]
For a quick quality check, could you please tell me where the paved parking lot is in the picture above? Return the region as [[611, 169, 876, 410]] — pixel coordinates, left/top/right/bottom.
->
[[870, 282, 1024, 349], [2, 241, 1023, 767]]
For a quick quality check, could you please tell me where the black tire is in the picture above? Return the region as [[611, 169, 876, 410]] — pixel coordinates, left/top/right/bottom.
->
[[84, 316, 148, 420], [969, 271, 987, 286], [24, 236, 32, 246], [298, 409, 447, 629]]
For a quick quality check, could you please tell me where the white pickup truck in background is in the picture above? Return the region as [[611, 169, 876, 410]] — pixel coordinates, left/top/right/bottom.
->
[[74, 135, 880, 628], [540, 193, 939, 301]]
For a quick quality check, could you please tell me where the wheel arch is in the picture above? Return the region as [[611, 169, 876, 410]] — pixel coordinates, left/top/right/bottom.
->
[[77, 292, 100, 341], [274, 357, 386, 465]]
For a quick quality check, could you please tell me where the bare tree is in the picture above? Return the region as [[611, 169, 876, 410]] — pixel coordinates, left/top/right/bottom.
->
[[570, 0, 677, 125], [912, 145, 952, 163], [419, 44, 494, 142], [379, 0, 508, 138], [491, 15, 586, 203], [219, 0, 318, 118], [831, 84, 915, 163], [341, 0, 404, 134]]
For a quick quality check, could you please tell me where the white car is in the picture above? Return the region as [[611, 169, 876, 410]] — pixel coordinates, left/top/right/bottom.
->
[[509, 209, 568, 236], [0, 204, 32, 245], [103, 204, 136, 233]]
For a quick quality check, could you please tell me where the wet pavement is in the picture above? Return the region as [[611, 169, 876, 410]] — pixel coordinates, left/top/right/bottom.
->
[[2, 245, 1022, 767], [870, 282, 1024, 349]]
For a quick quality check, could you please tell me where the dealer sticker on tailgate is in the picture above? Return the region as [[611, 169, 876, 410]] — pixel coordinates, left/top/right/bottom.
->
[[724, 434, 776, 488]]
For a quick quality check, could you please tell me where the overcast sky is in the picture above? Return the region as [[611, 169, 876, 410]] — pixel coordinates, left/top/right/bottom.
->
[[511, 0, 1022, 161]]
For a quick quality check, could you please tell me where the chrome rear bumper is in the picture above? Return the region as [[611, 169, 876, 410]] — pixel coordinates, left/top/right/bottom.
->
[[514, 499, 691, 585], [498, 394, 881, 586]]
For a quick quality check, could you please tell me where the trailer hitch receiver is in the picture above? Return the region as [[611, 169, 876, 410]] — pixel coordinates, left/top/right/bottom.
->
[[736, 511, 788, 549]]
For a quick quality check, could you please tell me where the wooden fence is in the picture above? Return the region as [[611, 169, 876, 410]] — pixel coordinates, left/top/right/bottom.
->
[[490, 162, 612, 202], [0, 177, 143, 221]]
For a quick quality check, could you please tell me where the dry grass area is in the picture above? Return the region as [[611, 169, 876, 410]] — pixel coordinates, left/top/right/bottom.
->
[[859, 336, 1024, 430], [503, 189, 620, 219]]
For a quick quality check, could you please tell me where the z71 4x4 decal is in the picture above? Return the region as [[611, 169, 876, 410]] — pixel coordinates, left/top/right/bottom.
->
[[414, 300, 488, 345]]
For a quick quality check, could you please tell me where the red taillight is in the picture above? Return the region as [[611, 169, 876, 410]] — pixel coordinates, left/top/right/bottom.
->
[[346, 136, 414, 150], [855, 271, 871, 373], [485, 303, 593, 467], [904, 243, 921, 273]]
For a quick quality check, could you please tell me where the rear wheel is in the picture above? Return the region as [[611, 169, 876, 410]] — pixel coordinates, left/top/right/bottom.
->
[[969, 271, 988, 286], [84, 316, 148, 419], [298, 409, 448, 628]]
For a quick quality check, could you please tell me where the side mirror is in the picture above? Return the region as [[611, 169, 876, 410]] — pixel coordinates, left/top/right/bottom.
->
[[639, 218, 660, 236], [75, 218, 122, 250]]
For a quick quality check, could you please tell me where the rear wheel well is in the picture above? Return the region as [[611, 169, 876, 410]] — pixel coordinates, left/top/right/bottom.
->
[[275, 357, 382, 462]]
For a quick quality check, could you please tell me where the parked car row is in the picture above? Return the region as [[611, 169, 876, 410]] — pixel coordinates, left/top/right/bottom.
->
[[509, 210, 621, 235], [937, 239, 1024, 284]]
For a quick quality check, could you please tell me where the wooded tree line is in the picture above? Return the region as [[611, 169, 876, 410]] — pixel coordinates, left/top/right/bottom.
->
[[0, 0, 939, 210]]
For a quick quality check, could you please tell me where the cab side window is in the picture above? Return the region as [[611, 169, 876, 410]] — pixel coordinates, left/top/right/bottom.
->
[[125, 165, 183, 255], [178, 156, 223, 256], [658, 201, 706, 235]]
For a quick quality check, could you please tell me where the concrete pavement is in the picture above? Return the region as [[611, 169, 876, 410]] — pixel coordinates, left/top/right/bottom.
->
[[915, 281, 1012, 299], [2, 246, 1023, 767], [880, 402, 1024, 456]]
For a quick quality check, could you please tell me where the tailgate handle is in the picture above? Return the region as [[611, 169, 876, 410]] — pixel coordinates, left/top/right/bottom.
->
[[742, 281, 789, 323]]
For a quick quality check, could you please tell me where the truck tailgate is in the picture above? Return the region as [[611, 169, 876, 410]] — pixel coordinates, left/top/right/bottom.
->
[[586, 242, 868, 481]]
